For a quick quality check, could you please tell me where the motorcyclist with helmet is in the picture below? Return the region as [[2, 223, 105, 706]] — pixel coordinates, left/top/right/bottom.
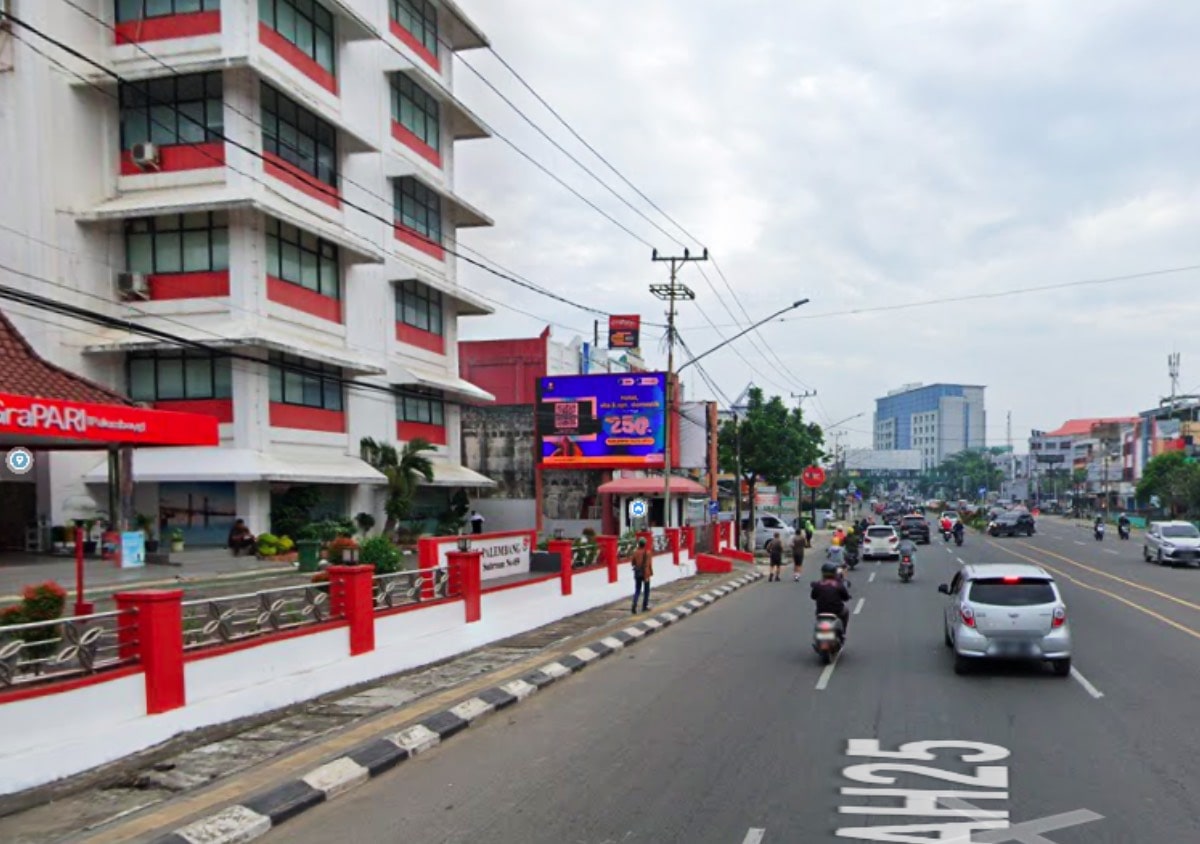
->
[[812, 561, 852, 636]]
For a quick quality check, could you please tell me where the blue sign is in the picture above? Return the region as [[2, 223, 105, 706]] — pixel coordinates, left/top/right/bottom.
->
[[630, 499, 648, 518], [978, 487, 988, 496], [537, 373, 667, 468], [581, 342, 591, 374], [709, 500, 720, 515], [120, 531, 146, 569]]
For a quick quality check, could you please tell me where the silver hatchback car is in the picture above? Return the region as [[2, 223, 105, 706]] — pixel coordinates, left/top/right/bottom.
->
[[938, 563, 1071, 676]]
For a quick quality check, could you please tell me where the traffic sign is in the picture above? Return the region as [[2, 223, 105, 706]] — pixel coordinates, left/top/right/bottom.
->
[[801, 466, 826, 489], [978, 486, 988, 497], [708, 500, 720, 515], [629, 498, 648, 519]]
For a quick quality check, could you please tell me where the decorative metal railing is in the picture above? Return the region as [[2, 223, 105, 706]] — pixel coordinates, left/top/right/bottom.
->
[[373, 566, 449, 611], [181, 583, 332, 650], [0, 609, 137, 688]]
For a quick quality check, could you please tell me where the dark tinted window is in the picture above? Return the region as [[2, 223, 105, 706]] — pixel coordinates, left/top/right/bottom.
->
[[968, 578, 1056, 606], [1162, 525, 1200, 538]]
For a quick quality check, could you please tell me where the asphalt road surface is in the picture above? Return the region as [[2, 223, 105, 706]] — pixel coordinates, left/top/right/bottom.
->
[[264, 517, 1200, 842]]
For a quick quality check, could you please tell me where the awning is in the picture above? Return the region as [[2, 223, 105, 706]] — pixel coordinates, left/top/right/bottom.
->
[[384, 165, 492, 227], [394, 361, 494, 403], [384, 264, 493, 316], [597, 476, 709, 496], [440, 0, 491, 50], [418, 459, 496, 488], [84, 447, 387, 485]]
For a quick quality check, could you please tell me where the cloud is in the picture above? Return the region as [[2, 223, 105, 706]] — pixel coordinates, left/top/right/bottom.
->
[[452, 0, 1200, 445]]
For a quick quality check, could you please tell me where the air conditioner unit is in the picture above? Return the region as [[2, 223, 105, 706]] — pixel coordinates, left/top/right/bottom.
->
[[117, 272, 150, 300], [130, 142, 160, 170]]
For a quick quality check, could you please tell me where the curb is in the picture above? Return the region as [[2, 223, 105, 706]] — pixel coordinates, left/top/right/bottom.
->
[[149, 570, 764, 844]]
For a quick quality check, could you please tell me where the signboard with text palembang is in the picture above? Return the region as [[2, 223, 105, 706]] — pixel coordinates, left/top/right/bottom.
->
[[607, 315, 641, 349], [536, 373, 666, 468], [433, 532, 532, 583]]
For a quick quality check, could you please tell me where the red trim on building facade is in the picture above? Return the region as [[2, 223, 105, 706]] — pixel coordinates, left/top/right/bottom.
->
[[390, 121, 441, 167], [395, 321, 445, 354], [147, 270, 230, 300], [267, 276, 343, 323], [152, 399, 234, 425], [393, 224, 444, 260], [269, 402, 346, 433], [264, 153, 342, 209], [120, 141, 225, 175], [258, 23, 338, 95], [397, 420, 446, 445], [388, 19, 441, 72], [114, 11, 221, 44]]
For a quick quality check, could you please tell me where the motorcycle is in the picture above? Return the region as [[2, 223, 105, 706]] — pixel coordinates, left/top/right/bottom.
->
[[1094, 523, 1105, 541], [1118, 524, 1131, 541], [844, 544, 860, 570], [813, 613, 845, 664], [942, 528, 952, 543], [899, 553, 914, 582], [953, 530, 964, 547]]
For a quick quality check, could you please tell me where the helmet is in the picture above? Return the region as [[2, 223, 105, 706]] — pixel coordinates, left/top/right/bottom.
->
[[821, 562, 839, 577]]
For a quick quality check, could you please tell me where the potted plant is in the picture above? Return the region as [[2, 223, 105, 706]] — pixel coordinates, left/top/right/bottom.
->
[[81, 520, 98, 556], [50, 525, 68, 553], [359, 534, 402, 575], [134, 513, 159, 553], [325, 534, 360, 564], [169, 528, 184, 553], [355, 512, 376, 537]]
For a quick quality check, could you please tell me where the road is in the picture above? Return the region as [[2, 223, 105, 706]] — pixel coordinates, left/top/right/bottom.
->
[[262, 517, 1200, 842]]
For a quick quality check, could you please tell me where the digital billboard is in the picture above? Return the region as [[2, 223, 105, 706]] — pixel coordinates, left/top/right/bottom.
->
[[536, 373, 666, 468], [607, 315, 641, 349]]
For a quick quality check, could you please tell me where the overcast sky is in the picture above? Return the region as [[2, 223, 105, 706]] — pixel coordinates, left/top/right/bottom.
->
[[450, 0, 1200, 449]]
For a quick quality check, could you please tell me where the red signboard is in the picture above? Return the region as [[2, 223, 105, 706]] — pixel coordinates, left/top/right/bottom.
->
[[0, 392, 220, 447], [607, 315, 641, 350], [801, 465, 827, 489]]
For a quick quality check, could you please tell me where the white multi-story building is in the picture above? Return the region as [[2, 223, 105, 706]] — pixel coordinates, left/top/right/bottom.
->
[[873, 383, 986, 471], [0, 0, 497, 544]]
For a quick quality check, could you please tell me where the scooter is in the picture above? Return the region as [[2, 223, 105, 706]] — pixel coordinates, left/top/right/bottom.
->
[[844, 544, 860, 570], [942, 529, 952, 543], [1094, 523, 1105, 541], [954, 530, 964, 547], [813, 614, 845, 664], [1118, 524, 1131, 541], [898, 552, 914, 582]]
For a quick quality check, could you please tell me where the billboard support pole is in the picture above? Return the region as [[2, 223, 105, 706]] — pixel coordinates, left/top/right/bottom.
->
[[652, 249, 704, 529]]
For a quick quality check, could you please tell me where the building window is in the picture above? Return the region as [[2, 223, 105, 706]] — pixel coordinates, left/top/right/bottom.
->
[[390, 74, 440, 151], [391, 0, 438, 57], [128, 351, 232, 401], [268, 352, 343, 411], [116, 0, 220, 21], [126, 212, 229, 275], [265, 218, 340, 299], [259, 0, 336, 76], [261, 83, 338, 186], [396, 280, 443, 335], [119, 72, 223, 149], [394, 177, 442, 245], [397, 388, 444, 426]]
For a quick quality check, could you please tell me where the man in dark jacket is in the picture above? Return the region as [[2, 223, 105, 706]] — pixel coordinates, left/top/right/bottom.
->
[[767, 532, 784, 581], [630, 538, 654, 613], [811, 562, 852, 634]]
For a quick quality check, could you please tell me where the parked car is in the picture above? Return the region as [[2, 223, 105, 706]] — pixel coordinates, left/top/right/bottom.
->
[[862, 525, 900, 560], [899, 515, 931, 544], [938, 563, 1071, 676], [745, 512, 797, 551], [1143, 521, 1200, 566], [988, 512, 1036, 537]]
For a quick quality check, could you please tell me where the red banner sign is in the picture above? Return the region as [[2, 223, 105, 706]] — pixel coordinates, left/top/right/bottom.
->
[[608, 315, 641, 350], [0, 392, 220, 447], [801, 465, 827, 489]]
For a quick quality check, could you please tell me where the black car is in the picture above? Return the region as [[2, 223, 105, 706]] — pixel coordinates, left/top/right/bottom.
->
[[989, 512, 1036, 537], [899, 515, 931, 544]]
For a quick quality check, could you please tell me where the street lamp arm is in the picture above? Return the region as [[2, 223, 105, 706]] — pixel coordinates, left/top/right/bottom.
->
[[677, 299, 809, 373]]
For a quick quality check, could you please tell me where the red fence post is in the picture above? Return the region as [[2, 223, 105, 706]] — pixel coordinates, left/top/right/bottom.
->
[[447, 550, 483, 623], [74, 527, 94, 616], [548, 539, 574, 596], [418, 537, 439, 600], [666, 527, 681, 566], [683, 525, 696, 560], [114, 590, 185, 715], [598, 535, 619, 583], [328, 565, 376, 656]]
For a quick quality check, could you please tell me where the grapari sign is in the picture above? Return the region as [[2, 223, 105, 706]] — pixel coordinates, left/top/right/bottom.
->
[[434, 531, 532, 582], [0, 392, 219, 446]]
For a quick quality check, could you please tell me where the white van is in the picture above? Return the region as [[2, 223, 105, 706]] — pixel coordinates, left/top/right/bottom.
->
[[744, 512, 796, 551]]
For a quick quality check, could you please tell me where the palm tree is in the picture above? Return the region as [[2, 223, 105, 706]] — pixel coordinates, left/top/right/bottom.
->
[[360, 436, 437, 534]]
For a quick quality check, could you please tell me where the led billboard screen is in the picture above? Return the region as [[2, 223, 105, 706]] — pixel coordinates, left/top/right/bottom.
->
[[536, 373, 666, 468]]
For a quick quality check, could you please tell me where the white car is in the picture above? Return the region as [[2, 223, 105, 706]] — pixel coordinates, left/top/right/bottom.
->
[[748, 513, 796, 551], [1144, 521, 1200, 566], [862, 525, 900, 560]]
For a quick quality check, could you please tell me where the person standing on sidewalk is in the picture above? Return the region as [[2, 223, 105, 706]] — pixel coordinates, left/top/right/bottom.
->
[[767, 532, 784, 581], [631, 537, 654, 613], [791, 531, 807, 581]]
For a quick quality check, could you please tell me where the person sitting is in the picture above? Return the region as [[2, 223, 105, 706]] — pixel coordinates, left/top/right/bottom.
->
[[227, 519, 256, 556]]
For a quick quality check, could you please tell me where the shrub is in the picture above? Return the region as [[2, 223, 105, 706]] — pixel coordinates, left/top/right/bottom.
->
[[22, 582, 67, 623], [256, 533, 280, 556], [1, 582, 68, 664], [310, 571, 331, 594], [277, 536, 295, 552], [355, 512, 376, 535], [325, 535, 359, 563], [359, 534, 403, 575]]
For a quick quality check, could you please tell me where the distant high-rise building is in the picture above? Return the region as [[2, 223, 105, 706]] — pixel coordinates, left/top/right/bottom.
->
[[874, 383, 986, 470]]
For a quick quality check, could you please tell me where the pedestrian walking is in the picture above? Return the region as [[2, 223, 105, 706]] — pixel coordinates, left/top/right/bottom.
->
[[767, 531, 784, 581], [804, 517, 815, 548], [791, 531, 806, 581], [469, 510, 485, 534], [630, 537, 654, 613]]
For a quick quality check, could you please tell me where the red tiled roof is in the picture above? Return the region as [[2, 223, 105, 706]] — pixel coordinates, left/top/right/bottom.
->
[[1044, 417, 1139, 438], [598, 476, 708, 495], [0, 310, 133, 405]]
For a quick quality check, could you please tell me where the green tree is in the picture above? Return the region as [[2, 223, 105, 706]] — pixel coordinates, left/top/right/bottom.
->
[[717, 388, 824, 547], [360, 436, 437, 534], [1137, 452, 1200, 517], [936, 450, 1004, 499]]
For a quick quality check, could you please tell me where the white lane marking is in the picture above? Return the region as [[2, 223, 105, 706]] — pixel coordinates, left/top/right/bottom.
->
[[956, 557, 965, 565], [742, 829, 766, 844], [1070, 667, 1105, 699], [854, 597, 865, 615], [1074, 541, 1086, 546], [868, 571, 876, 583], [1105, 549, 1119, 556], [816, 660, 837, 690]]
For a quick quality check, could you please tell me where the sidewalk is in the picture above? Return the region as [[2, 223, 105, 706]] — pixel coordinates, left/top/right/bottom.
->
[[0, 550, 297, 604], [0, 566, 761, 844]]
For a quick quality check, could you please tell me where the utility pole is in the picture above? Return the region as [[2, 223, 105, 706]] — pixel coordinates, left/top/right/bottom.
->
[[791, 391, 816, 522], [651, 248, 705, 531], [1169, 352, 1181, 418]]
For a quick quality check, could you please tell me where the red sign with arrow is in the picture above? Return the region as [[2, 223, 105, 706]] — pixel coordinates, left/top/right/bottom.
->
[[801, 465, 827, 489]]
